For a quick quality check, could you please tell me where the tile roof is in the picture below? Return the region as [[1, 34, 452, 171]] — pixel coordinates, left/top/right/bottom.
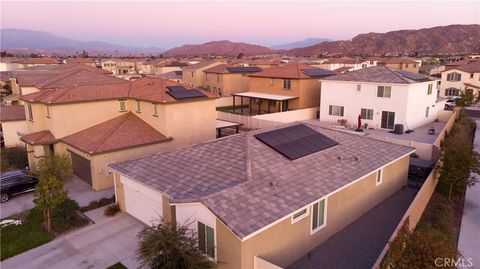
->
[[452, 60, 480, 73], [110, 122, 414, 239], [377, 58, 418, 64], [18, 58, 60, 65], [325, 57, 366, 64], [62, 112, 171, 154], [322, 66, 436, 84], [0, 106, 26, 122], [248, 63, 333, 79], [21, 130, 56, 145], [183, 61, 223, 71], [20, 77, 215, 105], [34, 69, 125, 89]]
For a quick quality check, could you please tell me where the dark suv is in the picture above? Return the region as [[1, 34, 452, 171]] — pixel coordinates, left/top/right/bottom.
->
[[0, 170, 39, 203]]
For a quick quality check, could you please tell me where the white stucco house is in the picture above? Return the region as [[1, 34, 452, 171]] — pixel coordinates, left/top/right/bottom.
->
[[439, 60, 480, 99], [319, 66, 441, 131]]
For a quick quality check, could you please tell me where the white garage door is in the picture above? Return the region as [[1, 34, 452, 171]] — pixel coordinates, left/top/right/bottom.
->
[[124, 184, 163, 225]]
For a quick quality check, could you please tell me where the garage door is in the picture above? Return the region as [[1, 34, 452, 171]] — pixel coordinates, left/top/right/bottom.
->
[[70, 152, 92, 185], [124, 184, 163, 225]]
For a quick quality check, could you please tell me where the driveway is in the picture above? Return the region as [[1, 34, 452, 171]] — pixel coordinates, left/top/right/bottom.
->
[[1, 213, 145, 269], [0, 176, 114, 219]]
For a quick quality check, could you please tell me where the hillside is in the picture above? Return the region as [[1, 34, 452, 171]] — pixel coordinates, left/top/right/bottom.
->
[[164, 40, 275, 56], [1, 28, 165, 54], [289, 25, 480, 56], [272, 38, 331, 50]]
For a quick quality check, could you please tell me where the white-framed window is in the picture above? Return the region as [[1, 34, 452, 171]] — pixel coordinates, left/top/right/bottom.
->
[[153, 103, 158, 117], [46, 106, 50, 118], [361, 108, 374, 120], [292, 207, 309, 223], [377, 86, 392, 98], [445, 88, 460, 96], [136, 101, 141, 113], [356, 85, 361, 92], [425, 106, 430, 117], [328, 105, 344, 117], [119, 100, 127, 112], [376, 169, 383, 186], [197, 221, 215, 259], [311, 199, 327, 233], [283, 79, 292, 90], [27, 103, 33, 121], [427, 84, 433, 95]]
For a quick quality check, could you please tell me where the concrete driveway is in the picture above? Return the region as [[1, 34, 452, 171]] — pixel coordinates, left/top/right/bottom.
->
[[1, 213, 145, 269], [0, 176, 114, 219]]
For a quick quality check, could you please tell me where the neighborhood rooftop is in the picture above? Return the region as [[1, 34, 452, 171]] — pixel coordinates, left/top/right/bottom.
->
[[321, 66, 436, 84], [0, 105, 26, 122], [110, 122, 414, 238], [249, 63, 336, 79]]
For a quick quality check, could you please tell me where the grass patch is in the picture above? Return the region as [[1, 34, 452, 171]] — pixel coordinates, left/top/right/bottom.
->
[[106, 262, 127, 269], [80, 196, 115, 212]]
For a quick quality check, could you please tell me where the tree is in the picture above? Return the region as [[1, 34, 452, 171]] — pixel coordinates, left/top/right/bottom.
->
[[36, 153, 73, 182], [80, 50, 89, 58], [456, 88, 475, 107], [137, 220, 215, 269], [33, 176, 68, 233], [237, 53, 244, 59]]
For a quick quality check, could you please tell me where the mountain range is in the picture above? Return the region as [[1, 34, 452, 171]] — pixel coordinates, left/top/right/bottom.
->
[[163, 40, 275, 56], [1, 28, 165, 54], [289, 24, 480, 56], [271, 38, 331, 50]]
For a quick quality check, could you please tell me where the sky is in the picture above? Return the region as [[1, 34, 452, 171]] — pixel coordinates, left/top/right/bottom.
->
[[1, 0, 479, 49]]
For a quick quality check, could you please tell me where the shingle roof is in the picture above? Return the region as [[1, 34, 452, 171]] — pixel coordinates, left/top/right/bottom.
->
[[34, 69, 125, 89], [0, 106, 26, 122], [62, 112, 171, 154], [321, 66, 436, 84], [110, 122, 414, 239], [21, 130, 56, 145], [248, 63, 333, 79]]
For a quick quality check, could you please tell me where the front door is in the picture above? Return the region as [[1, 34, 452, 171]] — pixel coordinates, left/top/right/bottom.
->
[[381, 111, 395, 129]]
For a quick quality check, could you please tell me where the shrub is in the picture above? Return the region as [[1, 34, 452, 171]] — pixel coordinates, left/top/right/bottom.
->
[[52, 199, 89, 233], [79, 195, 115, 212], [104, 204, 120, 217], [1, 147, 28, 171]]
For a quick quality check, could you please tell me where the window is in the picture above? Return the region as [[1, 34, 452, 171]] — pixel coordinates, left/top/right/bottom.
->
[[27, 103, 33, 121], [46, 106, 50, 118], [377, 86, 392, 98], [376, 169, 383, 185], [329, 105, 344, 116], [446, 72, 461, 81], [405, 64, 409, 68], [153, 104, 158, 117], [413, 64, 417, 68], [283, 79, 292, 90], [269, 100, 276, 107], [311, 199, 326, 232], [445, 88, 460, 96], [205, 74, 209, 81], [119, 100, 127, 112], [425, 106, 430, 117], [427, 84, 433, 95], [136, 101, 141, 113], [356, 84, 361, 92], [191, 71, 194, 77], [270, 78, 275, 86], [291, 207, 309, 223], [361, 108, 374, 120], [216, 75, 220, 82], [470, 73, 474, 79], [198, 222, 215, 258], [362, 63, 367, 69]]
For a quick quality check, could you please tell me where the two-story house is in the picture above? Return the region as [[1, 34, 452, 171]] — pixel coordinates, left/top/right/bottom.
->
[[233, 63, 335, 114], [17, 58, 60, 69], [203, 64, 263, 97], [110, 122, 414, 269], [319, 57, 373, 71], [319, 66, 440, 130], [19, 77, 217, 190], [439, 60, 480, 99], [182, 61, 225, 88], [375, 58, 421, 73]]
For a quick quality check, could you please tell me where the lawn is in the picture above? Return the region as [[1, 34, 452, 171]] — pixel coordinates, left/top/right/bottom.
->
[[0, 199, 90, 261]]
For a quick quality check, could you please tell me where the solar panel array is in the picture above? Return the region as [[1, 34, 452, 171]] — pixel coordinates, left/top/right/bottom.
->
[[167, 85, 187, 91], [394, 70, 431, 81], [255, 124, 338, 160], [303, 68, 336, 77], [167, 87, 207, 99], [226, 67, 263, 73]]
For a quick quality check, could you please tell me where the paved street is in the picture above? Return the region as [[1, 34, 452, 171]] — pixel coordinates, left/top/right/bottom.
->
[[1, 213, 144, 269], [0, 176, 114, 219]]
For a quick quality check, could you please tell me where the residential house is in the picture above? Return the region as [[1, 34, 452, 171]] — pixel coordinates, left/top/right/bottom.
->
[[109, 122, 414, 269], [419, 65, 445, 76], [375, 58, 421, 73], [439, 60, 480, 99], [203, 64, 263, 97], [19, 78, 217, 190], [101, 59, 137, 75], [17, 58, 60, 69], [64, 58, 97, 67], [318, 57, 373, 71], [0, 57, 19, 72], [182, 61, 225, 87], [235, 63, 335, 114], [319, 66, 440, 130], [0, 105, 27, 147], [152, 60, 189, 75], [152, 71, 183, 83]]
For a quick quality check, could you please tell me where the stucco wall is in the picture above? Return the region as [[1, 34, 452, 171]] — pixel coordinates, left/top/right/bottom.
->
[[439, 68, 480, 98], [1, 120, 27, 147]]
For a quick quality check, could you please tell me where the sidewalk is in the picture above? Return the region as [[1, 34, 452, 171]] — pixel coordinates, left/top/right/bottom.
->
[[457, 120, 480, 269]]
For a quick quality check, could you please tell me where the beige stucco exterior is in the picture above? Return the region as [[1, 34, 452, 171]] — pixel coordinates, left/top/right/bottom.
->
[[1, 120, 27, 148], [205, 72, 250, 97], [182, 62, 225, 88], [214, 154, 410, 269], [382, 63, 420, 73]]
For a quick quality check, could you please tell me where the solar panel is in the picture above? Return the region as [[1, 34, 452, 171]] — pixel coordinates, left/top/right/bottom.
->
[[226, 67, 263, 73], [255, 124, 338, 160], [167, 85, 187, 91], [394, 70, 431, 81], [303, 68, 336, 77], [167, 89, 207, 99]]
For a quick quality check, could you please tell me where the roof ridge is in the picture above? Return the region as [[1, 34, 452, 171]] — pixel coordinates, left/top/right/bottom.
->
[[38, 68, 83, 88], [385, 67, 410, 83], [50, 85, 77, 103], [91, 112, 132, 153]]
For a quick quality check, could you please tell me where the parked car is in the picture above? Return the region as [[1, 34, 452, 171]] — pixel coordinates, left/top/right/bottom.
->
[[445, 97, 460, 109], [0, 170, 39, 203]]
